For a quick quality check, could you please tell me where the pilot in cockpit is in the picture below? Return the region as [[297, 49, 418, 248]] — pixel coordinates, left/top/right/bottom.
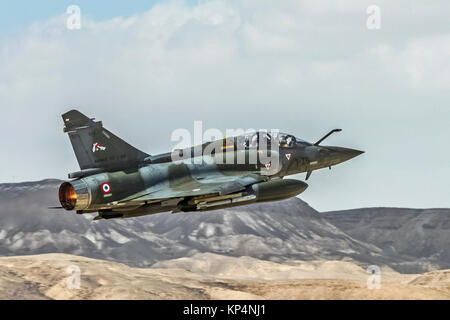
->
[[244, 132, 271, 149], [279, 133, 295, 148]]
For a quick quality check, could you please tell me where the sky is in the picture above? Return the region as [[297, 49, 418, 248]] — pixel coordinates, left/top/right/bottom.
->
[[0, 0, 449, 211], [0, 1, 162, 33]]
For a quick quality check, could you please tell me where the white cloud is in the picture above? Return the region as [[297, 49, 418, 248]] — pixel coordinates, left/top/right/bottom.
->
[[0, 0, 449, 210], [401, 35, 450, 89]]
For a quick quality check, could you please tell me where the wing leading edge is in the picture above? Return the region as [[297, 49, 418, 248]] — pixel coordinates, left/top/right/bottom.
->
[[118, 173, 267, 204]]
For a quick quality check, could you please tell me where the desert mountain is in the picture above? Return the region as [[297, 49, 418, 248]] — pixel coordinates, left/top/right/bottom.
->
[[323, 207, 450, 272], [1, 179, 449, 273]]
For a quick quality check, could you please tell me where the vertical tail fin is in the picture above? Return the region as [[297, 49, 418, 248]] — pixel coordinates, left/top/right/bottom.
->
[[62, 109, 149, 170]]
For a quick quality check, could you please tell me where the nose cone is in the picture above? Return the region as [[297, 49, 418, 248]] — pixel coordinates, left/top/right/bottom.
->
[[327, 146, 364, 163], [341, 147, 364, 160]]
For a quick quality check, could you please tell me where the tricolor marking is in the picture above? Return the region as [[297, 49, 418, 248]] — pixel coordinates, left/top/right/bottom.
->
[[101, 182, 111, 194], [92, 142, 106, 152]]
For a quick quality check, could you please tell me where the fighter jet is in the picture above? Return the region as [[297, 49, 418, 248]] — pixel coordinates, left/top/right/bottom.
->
[[57, 110, 363, 220]]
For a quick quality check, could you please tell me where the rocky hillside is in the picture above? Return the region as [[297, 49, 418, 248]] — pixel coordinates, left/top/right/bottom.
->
[[0, 179, 449, 273], [322, 207, 450, 272], [0, 179, 381, 266]]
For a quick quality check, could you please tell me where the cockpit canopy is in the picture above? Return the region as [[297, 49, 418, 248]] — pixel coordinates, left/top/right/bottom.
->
[[235, 131, 312, 149], [277, 132, 312, 148], [294, 137, 312, 146], [169, 131, 313, 161]]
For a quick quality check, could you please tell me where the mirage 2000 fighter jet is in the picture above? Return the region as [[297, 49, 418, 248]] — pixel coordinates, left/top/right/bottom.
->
[[57, 110, 363, 220]]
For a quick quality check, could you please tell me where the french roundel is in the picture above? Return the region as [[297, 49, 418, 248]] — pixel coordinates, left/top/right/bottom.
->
[[101, 182, 111, 194]]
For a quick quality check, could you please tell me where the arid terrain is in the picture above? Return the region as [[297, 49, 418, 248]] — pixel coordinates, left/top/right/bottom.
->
[[1, 180, 450, 299], [1, 253, 449, 300]]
